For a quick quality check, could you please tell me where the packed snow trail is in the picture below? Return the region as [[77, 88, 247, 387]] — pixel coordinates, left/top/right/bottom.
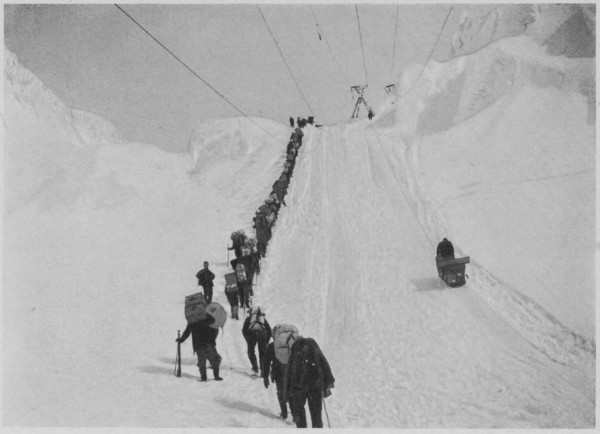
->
[[257, 124, 594, 428]]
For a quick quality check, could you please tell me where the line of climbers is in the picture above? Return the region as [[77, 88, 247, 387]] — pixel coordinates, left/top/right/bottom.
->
[[177, 121, 334, 428], [253, 123, 304, 258], [289, 115, 316, 129]]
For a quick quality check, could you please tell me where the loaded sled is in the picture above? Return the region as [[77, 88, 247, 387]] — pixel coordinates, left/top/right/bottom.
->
[[436, 256, 470, 287]]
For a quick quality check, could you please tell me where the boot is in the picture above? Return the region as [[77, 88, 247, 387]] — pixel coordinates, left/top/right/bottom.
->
[[213, 368, 223, 381], [199, 368, 207, 382]]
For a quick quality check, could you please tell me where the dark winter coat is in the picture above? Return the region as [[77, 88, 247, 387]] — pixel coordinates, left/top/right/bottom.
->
[[180, 317, 219, 354], [258, 204, 270, 217], [228, 242, 242, 259], [436, 238, 454, 258], [251, 251, 261, 275], [263, 341, 286, 383], [239, 254, 255, 281], [256, 224, 269, 245], [242, 315, 272, 343], [196, 268, 215, 288], [285, 337, 334, 399]]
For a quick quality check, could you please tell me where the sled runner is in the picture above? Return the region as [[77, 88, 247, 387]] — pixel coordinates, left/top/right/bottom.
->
[[436, 256, 470, 287]]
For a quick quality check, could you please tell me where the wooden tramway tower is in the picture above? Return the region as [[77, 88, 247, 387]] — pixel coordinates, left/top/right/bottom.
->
[[384, 84, 396, 97], [350, 85, 374, 119]]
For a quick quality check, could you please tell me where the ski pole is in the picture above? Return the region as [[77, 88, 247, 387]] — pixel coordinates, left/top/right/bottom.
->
[[175, 330, 182, 377], [322, 392, 331, 428]]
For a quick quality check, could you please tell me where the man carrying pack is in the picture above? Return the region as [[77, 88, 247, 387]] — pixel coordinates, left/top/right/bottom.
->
[[264, 324, 298, 420], [176, 314, 223, 382], [242, 306, 271, 376], [285, 337, 334, 428], [196, 261, 215, 304], [235, 261, 251, 308]]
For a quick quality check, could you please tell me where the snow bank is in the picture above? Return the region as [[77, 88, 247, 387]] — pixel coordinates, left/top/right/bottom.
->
[[4, 46, 289, 426]]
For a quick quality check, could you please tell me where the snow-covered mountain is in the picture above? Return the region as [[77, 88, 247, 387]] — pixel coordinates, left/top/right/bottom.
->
[[3, 2, 595, 427], [450, 4, 595, 59]]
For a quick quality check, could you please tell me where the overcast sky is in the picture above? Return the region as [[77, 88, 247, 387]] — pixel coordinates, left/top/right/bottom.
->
[[5, 3, 492, 151]]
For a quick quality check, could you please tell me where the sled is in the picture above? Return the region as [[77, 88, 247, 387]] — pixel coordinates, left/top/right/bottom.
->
[[436, 256, 470, 288]]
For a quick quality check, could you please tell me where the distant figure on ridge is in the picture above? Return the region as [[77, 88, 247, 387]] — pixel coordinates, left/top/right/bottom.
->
[[289, 117, 295, 128]]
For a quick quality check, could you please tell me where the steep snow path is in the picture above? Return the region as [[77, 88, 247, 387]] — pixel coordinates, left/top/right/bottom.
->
[[257, 124, 594, 428]]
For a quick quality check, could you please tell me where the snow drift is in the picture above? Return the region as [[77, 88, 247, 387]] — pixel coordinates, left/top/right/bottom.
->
[[3, 3, 595, 427]]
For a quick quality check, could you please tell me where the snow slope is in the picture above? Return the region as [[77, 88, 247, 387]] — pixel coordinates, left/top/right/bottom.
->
[[387, 34, 595, 341], [2, 16, 595, 430]]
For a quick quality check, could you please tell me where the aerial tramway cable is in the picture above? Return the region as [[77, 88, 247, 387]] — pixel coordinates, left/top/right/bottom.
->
[[113, 4, 280, 141], [355, 5, 369, 86], [390, 5, 399, 83], [257, 5, 315, 115], [399, 6, 453, 99], [309, 6, 351, 88]]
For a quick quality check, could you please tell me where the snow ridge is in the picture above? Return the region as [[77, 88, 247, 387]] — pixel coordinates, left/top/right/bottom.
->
[[450, 4, 595, 59], [5, 47, 124, 148], [391, 34, 595, 140]]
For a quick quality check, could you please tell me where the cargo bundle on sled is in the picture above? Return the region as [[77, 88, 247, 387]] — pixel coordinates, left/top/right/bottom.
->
[[436, 256, 470, 287]]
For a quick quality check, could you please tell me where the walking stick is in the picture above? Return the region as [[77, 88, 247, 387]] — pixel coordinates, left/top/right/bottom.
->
[[227, 246, 229, 268], [322, 392, 331, 428], [174, 330, 181, 377]]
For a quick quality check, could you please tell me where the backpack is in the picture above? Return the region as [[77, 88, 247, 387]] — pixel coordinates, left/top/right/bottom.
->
[[224, 272, 238, 296], [273, 324, 299, 364], [248, 307, 267, 332], [206, 302, 227, 329], [235, 263, 247, 283], [184, 292, 207, 324]]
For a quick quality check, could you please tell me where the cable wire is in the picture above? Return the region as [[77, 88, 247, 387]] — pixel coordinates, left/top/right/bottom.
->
[[113, 4, 280, 141], [257, 5, 314, 115], [400, 6, 453, 98], [309, 6, 351, 88], [355, 5, 369, 86], [390, 5, 399, 83]]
